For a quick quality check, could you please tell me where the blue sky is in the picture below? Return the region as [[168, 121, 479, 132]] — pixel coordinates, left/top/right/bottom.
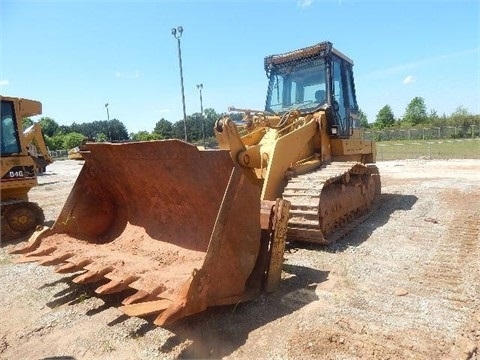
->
[[1, 0, 479, 133]]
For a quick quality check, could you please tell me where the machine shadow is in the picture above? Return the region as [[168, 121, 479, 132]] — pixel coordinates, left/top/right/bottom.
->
[[158, 264, 328, 359], [44, 275, 137, 311], [289, 193, 418, 254]]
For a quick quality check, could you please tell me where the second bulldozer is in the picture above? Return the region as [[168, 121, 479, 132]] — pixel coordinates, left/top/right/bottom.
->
[[1, 96, 46, 242], [11, 41, 380, 325]]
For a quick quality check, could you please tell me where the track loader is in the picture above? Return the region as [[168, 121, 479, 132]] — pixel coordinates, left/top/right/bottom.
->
[[11, 41, 380, 325], [1, 96, 46, 242], [216, 41, 380, 243]]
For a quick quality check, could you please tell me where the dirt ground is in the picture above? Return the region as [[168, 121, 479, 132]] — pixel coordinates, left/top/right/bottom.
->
[[0, 159, 479, 360]]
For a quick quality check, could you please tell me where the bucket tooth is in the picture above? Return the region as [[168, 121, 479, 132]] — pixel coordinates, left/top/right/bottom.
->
[[55, 259, 92, 274], [119, 299, 172, 318], [73, 266, 114, 284], [8, 227, 51, 255], [121, 285, 167, 305], [25, 246, 57, 257], [13, 256, 44, 264], [122, 290, 152, 305], [39, 252, 74, 266], [95, 275, 140, 295]]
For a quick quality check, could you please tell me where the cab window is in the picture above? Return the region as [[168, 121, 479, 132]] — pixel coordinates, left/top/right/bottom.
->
[[1, 100, 21, 154]]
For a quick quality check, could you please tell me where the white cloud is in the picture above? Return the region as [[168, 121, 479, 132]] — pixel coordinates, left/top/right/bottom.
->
[[403, 75, 416, 84], [114, 70, 141, 79], [0, 79, 9, 86], [360, 48, 479, 80], [298, 0, 314, 9], [130, 70, 141, 79]]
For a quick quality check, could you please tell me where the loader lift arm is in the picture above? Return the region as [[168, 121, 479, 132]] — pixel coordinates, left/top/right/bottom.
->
[[23, 122, 53, 173]]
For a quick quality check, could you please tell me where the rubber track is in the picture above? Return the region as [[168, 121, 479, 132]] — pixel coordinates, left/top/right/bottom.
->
[[283, 162, 376, 245]]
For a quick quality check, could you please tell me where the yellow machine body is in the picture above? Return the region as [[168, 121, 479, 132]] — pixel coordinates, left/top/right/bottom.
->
[[1, 96, 45, 241]]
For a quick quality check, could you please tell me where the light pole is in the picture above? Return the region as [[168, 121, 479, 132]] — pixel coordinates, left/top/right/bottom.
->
[[105, 103, 110, 121], [171, 26, 188, 142], [105, 103, 111, 140], [196, 84, 204, 146]]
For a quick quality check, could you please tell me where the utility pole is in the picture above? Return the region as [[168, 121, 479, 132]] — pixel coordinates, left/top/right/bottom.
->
[[196, 84, 204, 146], [171, 26, 188, 141]]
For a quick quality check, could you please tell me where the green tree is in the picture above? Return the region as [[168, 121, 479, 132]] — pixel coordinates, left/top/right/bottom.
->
[[130, 131, 163, 141], [62, 132, 87, 150], [153, 118, 173, 138], [22, 117, 34, 129], [451, 105, 469, 118], [374, 105, 395, 129], [357, 109, 369, 128], [171, 120, 186, 139], [45, 134, 65, 151], [39, 117, 60, 137], [187, 113, 205, 142], [67, 119, 129, 141], [204, 108, 221, 138], [108, 119, 129, 141], [95, 133, 108, 142], [403, 97, 427, 126], [450, 106, 469, 126]]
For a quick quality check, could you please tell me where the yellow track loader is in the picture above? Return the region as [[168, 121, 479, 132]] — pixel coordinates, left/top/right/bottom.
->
[[1, 96, 46, 242], [11, 41, 380, 325]]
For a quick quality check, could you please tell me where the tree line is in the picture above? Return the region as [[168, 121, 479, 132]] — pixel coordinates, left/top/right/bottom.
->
[[23, 108, 242, 151], [24, 96, 479, 151], [359, 97, 479, 137]]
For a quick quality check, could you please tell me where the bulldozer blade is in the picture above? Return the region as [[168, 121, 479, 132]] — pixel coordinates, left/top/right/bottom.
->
[[12, 140, 279, 325]]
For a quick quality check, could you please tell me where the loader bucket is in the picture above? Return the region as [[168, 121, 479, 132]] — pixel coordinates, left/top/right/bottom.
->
[[11, 140, 287, 325]]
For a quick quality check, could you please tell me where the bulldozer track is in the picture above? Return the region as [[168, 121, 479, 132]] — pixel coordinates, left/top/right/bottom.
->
[[283, 162, 379, 244]]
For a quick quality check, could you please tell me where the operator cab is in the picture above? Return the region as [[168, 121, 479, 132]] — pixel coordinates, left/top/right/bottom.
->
[[1, 100, 21, 155], [264, 41, 359, 138]]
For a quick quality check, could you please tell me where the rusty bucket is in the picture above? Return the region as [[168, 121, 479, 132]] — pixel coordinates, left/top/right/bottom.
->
[[11, 140, 282, 325]]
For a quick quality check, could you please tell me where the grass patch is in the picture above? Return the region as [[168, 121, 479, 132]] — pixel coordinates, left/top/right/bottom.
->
[[376, 138, 480, 161]]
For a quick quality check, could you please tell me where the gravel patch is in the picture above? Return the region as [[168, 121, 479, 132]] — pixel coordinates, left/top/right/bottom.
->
[[0, 159, 479, 359]]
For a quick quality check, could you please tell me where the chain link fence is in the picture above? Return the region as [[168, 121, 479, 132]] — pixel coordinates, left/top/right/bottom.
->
[[360, 125, 480, 160], [375, 138, 480, 161], [364, 124, 479, 142], [49, 150, 68, 159]]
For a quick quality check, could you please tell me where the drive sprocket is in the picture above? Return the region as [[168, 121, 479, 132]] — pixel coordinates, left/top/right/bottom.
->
[[1, 201, 45, 242]]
